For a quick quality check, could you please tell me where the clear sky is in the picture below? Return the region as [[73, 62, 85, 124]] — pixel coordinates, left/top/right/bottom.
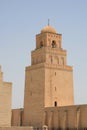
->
[[0, 0, 87, 108]]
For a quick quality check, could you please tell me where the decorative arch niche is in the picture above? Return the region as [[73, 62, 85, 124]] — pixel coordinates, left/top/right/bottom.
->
[[52, 40, 57, 48]]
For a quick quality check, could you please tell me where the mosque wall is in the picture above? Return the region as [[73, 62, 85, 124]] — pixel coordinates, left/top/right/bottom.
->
[[11, 109, 24, 126], [0, 67, 12, 127], [44, 105, 87, 129], [0, 127, 33, 130], [11, 105, 87, 129]]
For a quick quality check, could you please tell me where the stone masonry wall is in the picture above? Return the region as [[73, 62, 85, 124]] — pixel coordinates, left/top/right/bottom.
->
[[44, 105, 87, 129], [0, 66, 12, 127]]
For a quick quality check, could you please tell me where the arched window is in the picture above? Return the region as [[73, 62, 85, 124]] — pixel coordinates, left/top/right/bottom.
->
[[52, 40, 57, 48], [54, 101, 57, 107], [40, 41, 44, 48], [61, 57, 64, 65]]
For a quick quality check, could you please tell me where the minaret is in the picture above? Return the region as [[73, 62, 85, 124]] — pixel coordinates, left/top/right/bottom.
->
[[23, 25, 74, 127]]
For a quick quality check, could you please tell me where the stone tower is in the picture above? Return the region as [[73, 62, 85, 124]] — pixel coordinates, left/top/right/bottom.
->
[[23, 25, 74, 127]]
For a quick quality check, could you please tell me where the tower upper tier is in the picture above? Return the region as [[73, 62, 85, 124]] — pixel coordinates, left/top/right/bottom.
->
[[36, 25, 61, 49]]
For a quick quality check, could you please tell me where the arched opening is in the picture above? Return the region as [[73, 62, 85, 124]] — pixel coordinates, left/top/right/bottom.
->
[[52, 40, 57, 48], [61, 57, 64, 65], [40, 41, 44, 48], [54, 101, 57, 107]]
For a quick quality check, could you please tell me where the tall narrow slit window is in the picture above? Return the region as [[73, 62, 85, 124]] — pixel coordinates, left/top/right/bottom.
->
[[54, 101, 57, 107]]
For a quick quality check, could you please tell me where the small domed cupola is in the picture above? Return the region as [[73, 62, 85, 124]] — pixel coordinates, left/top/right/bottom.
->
[[41, 25, 57, 33]]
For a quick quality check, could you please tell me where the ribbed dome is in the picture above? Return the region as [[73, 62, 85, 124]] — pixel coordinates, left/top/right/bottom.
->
[[41, 25, 57, 33]]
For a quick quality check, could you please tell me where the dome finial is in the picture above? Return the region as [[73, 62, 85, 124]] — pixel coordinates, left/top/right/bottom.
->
[[41, 24, 57, 33], [48, 19, 50, 26]]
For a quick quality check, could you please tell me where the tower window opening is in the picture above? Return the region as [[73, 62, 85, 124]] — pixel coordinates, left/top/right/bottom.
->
[[40, 41, 44, 48], [52, 40, 56, 48], [61, 57, 64, 65], [54, 101, 57, 107]]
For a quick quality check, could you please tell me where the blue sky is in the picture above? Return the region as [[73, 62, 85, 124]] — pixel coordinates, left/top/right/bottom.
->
[[0, 0, 87, 108]]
